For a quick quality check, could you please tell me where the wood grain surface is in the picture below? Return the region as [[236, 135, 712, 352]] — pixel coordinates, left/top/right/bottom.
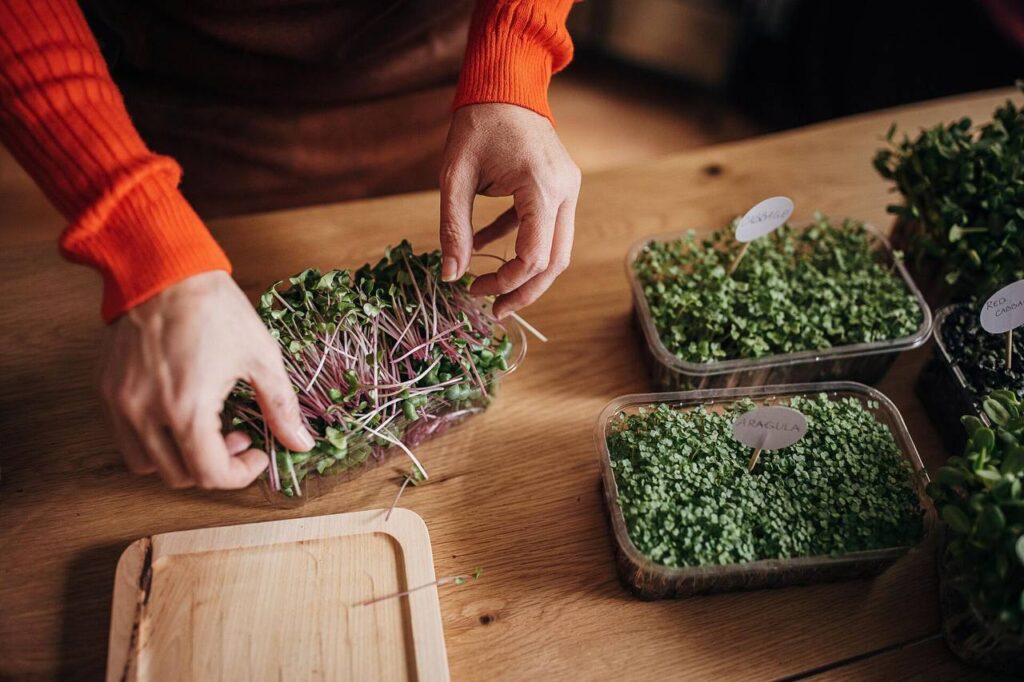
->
[[1, 88, 1018, 680], [106, 509, 448, 682]]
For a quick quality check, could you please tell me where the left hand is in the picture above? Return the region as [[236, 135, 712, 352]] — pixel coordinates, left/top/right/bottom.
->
[[439, 103, 581, 319]]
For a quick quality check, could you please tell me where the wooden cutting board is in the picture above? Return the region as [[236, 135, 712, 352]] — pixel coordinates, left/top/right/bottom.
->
[[106, 508, 449, 681]]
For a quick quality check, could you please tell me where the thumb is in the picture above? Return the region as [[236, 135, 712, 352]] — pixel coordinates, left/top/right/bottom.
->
[[439, 162, 477, 281], [249, 347, 316, 453]]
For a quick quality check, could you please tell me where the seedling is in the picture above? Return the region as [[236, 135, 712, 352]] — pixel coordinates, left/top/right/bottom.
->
[[384, 466, 427, 522], [226, 243, 517, 497], [633, 214, 922, 364], [355, 567, 484, 607], [875, 83, 1024, 297], [607, 395, 924, 567], [927, 391, 1024, 649]]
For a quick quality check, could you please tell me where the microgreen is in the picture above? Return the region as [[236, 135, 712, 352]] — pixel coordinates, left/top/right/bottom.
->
[[226, 242, 515, 497], [874, 83, 1024, 298], [607, 394, 924, 567], [927, 391, 1024, 641], [355, 567, 484, 607], [633, 214, 922, 363], [385, 466, 428, 522], [942, 304, 1024, 412]]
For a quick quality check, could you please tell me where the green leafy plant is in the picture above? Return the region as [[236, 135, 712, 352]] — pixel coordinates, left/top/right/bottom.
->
[[633, 214, 922, 363], [607, 394, 924, 567], [928, 391, 1024, 652], [226, 242, 516, 497], [874, 84, 1024, 298]]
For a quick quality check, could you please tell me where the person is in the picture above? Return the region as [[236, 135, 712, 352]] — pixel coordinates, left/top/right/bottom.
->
[[0, 0, 581, 490]]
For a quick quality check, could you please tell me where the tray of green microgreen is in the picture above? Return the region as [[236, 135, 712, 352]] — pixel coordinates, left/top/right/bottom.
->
[[917, 303, 1024, 456], [627, 214, 932, 391], [874, 85, 1024, 304], [226, 242, 527, 502], [597, 382, 931, 599]]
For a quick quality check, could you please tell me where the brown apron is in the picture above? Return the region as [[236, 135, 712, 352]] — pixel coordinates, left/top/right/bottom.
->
[[82, 1, 473, 217]]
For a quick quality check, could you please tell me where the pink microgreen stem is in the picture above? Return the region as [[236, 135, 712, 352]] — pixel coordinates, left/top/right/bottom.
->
[[354, 569, 482, 607]]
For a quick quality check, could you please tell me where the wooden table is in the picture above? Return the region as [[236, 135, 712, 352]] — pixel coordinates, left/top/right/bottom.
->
[[1, 89, 1017, 680]]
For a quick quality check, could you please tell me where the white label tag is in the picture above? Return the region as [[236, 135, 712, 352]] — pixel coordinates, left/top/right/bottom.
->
[[732, 406, 808, 451], [980, 280, 1024, 334], [735, 196, 794, 243]]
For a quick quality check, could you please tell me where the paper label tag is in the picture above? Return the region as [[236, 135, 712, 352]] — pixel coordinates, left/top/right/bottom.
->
[[732, 406, 808, 451], [735, 196, 794, 243], [980, 280, 1024, 334]]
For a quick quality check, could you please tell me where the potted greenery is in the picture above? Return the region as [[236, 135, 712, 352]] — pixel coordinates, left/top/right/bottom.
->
[[874, 84, 1024, 303], [927, 391, 1024, 672]]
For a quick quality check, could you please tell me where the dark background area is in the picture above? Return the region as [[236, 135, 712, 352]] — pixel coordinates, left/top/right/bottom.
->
[[568, 0, 1021, 130]]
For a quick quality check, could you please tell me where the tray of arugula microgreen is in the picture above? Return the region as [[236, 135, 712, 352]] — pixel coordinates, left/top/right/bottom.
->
[[226, 242, 526, 500], [627, 213, 931, 390], [597, 382, 930, 599], [917, 303, 1024, 456]]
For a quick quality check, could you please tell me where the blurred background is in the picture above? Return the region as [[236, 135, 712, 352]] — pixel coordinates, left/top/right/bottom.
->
[[2, 0, 1021, 247], [555, 0, 1021, 170]]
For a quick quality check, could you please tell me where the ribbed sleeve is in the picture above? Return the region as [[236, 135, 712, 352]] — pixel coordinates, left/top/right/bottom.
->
[[0, 0, 231, 322], [452, 0, 575, 123]]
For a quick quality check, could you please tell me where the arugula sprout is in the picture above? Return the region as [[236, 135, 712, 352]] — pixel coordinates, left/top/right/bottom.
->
[[633, 214, 922, 363], [607, 395, 924, 567]]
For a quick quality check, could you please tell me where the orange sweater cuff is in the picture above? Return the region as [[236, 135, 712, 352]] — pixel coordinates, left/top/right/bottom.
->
[[59, 160, 232, 323], [453, 0, 575, 123]]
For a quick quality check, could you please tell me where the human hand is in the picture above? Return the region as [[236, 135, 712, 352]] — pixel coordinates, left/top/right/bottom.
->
[[439, 103, 581, 318], [98, 271, 315, 489]]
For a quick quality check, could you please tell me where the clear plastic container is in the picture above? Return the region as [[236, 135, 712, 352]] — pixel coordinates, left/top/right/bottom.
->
[[626, 223, 933, 390], [596, 381, 934, 599], [254, 318, 528, 506], [916, 304, 983, 456], [938, 529, 1024, 673]]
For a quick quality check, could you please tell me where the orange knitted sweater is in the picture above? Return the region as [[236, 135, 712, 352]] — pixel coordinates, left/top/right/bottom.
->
[[0, 0, 574, 321]]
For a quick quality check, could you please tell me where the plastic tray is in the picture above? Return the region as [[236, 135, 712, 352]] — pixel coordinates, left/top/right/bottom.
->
[[916, 304, 984, 456], [255, 318, 528, 505], [596, 381, 933, 599], [626, 223, 933, 390]]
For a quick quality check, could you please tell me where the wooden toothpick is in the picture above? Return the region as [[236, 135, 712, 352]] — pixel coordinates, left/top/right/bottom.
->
[[728, 242, 750, 276], [747, 431, 769, 473], [1008, 329, 1015, 370], [746, 446, 763, 473]]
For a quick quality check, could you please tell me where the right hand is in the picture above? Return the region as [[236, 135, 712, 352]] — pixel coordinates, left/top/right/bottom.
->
[[98, 271, 315, 489]]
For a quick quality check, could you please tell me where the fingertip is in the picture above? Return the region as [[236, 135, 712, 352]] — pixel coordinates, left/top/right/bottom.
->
[[442, 256, 460, 282], [273, 424, 315, 453], [470, 273, 499, 297], [236, 448, 270, 472], [225, 430, 253, 456], [225, 449, 270, 488]]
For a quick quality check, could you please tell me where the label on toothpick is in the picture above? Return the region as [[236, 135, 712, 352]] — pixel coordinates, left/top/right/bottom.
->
[[732, 406, 808, 451], [735, 196, 795, 243], [980, 280, 1024, 334]]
